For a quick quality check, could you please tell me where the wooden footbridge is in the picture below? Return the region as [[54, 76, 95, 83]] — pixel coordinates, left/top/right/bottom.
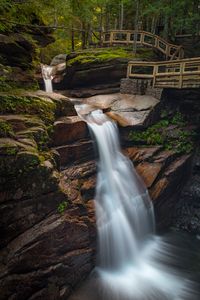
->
[[102, 30, 184, 60], [101, 30, 200, 89], [127, 57, 200, 89]]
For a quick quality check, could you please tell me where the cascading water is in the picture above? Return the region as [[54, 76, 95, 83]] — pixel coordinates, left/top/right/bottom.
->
[[86, 110, 155, 269], [41, 64, 54, 92], [72, 104, 197, 300]]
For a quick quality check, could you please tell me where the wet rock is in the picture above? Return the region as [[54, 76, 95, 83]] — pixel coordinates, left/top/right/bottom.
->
[[107, 110, 152, 127], [80, 93, 161, 128], [124, 146, 162, 163], [83, 93, 120, 109], [81, 178, 96, 201], [61, 160, 96, 180], [136, 162, 163, 188], [54, 140, 94, 167], [110, 94, 159, 112], [52, 116, 88, 146], [0, 212, 94, 300], [0, 190, 66, 249]]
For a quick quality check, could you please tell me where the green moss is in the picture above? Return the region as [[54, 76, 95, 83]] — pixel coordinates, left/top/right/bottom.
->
[[57, 201, 68, 214], [67, 47, 155, 66], [129, 112, 194, 154], [3, 145, 18, 156], [0, 120, 14, 138], [18, 126, 50, 151], [16, 151, 40, 171], [0, 94, 56, 124]]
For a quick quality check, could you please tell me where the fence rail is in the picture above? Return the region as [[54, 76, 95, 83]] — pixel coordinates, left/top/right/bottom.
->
[[127, 57, 200, 89], [102, 30, 184, 60]]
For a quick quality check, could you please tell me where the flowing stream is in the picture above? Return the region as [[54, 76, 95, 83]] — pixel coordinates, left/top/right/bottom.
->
[[41, 64, 54, 92], [71, 105, 199, 300]]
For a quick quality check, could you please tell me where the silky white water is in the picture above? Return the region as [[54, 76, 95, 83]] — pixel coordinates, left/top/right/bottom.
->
[[41, 64, 54, 92], [74, 105, 196, 300]]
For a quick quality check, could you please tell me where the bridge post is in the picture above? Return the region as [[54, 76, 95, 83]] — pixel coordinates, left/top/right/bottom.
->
[[127, 33, 131, 45], [154, 37, 158, 49], [166, 45, 170, 59], [110, 32, 114, 46], [140, 32, 144, 44], [153, 65, 158, 88], [179, 62, 185, 88]]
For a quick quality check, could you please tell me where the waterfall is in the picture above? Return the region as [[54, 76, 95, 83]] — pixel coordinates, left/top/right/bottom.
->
[[87, 110, 155, 270], [74, 105, 195, 300], [41, 64, 54, 92]]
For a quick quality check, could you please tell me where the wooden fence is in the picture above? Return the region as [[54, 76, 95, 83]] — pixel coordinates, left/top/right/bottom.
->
[[127, 57, 200, 89], [102, 30, 184, 60]]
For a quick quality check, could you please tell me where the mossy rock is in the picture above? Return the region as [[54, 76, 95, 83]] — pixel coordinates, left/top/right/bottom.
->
[[0, 115, 45, 133], [17, 126, 49, 150], [0, 119, 14, 138], [0, 94, 56, 125], [16, 151, 41, 169], [0, 137, 60, 198], [66, 47, 155, 67], [61, 47, 156, 88], [0, 138, 36, 156]]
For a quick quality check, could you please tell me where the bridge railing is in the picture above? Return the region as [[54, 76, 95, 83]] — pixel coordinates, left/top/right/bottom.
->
[[127, 57, 200, 88], [102, 30, 184, 60]]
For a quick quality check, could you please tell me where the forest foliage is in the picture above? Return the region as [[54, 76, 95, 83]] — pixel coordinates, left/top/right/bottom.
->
[[1, 0, 200, 56]]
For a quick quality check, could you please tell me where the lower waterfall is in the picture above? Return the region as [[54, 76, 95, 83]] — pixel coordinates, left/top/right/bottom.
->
[[72, 105, 197, 300]]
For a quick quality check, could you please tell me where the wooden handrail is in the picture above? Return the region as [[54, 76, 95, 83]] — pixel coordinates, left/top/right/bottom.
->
[[127, 57, 200, 89], [102, 30, 184, 60]]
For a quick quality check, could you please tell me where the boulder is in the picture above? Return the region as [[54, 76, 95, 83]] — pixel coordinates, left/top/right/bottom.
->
[[57, 58, 129, 89], [82, 93, 120, 109], [107, 110, 151, 127], [110, 94, 160, 112], [79, 93, 161, 128], [51, 54, 67, 66]]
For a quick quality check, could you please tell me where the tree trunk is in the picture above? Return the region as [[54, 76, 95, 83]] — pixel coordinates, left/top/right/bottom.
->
[[163, 15, 169, 39], [120, 1, 124, 30], [133, 0, 139, 54], [71, 25, 75, 52], [81, 22, 86, 49]]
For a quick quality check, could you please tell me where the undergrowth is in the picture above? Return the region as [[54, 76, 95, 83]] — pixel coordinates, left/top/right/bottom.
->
[[129, 112, 195, 154]]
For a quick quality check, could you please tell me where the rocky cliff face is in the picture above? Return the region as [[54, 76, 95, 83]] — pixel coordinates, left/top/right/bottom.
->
[[0, 92, 95, 300]]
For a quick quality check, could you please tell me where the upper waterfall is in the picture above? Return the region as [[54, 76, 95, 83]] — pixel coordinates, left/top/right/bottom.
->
[[41, 64, 54, 93]]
